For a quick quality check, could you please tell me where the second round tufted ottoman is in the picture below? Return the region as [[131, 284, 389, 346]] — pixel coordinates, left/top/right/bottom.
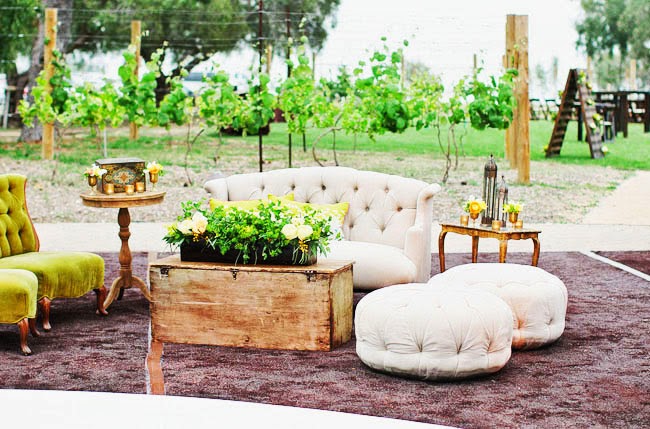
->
[[354, 283, 513, 380], [428, 263, 568, 350]]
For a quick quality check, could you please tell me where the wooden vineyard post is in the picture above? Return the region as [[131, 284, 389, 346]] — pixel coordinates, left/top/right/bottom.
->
[[504, 14, 530, 184], [130, 20, 141, 141], [42, 8, 57, 160]]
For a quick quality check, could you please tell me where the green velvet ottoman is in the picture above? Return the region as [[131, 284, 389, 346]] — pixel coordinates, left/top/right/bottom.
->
[[0, 252, 106, 330], [0, 269, 39, 355]]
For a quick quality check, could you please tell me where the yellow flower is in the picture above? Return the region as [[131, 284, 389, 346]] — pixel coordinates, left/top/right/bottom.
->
[[147, 161, 163, 175], [503, 202, 523, 214]]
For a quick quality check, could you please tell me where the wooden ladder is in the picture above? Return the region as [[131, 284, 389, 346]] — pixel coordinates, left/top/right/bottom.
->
[[546, 69, 604, 159]]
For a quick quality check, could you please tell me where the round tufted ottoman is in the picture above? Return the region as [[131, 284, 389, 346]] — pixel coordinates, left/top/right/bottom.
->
[[354, 283, 513, 380], [428, 263, 568, 350]]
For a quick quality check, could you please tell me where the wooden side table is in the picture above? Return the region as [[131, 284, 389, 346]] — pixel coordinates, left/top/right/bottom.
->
[[438, 222, 541, 272], [80, 191, 165, 309]]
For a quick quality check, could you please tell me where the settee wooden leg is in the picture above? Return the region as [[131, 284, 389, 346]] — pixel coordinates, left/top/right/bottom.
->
[[95, 286, 108, 316], [38, 297, 52, 331], [28, 318, 40, 337], [18, 318, 32, 355]]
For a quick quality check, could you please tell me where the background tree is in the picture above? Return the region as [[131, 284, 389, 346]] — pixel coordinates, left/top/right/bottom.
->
[[0, 0, 41, 79], [244, 0, 340, 76], [575, 0, 649, 89], [70, 0, 247, 100]]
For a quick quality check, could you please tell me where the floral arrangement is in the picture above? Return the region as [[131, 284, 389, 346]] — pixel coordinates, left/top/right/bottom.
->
[[83, 164, 107, 178], [146, 161, 165, 176], [463, 196, 487, 215], [503, 202, 524, 214], [163, 199, 337, 264]]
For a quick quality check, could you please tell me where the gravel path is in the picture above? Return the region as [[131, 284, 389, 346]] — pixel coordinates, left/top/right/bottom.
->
[[0, 155, 630, 225]]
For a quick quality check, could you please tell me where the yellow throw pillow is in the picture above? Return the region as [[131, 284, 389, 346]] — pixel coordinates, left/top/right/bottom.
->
[[279, 200, 349, 225], [209, 198, 263, 212], [267, 192, 295, 202]]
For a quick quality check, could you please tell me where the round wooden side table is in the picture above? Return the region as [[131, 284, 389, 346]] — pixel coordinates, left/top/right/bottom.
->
[[80, 191, 165, 310]]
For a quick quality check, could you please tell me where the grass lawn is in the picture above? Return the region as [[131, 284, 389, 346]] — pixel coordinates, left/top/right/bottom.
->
[[0, 120, 647, 173]]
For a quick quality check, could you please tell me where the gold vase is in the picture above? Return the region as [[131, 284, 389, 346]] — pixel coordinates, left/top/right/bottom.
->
[[149, 172, 159, 191], [508, 212, 519, 229], [87, 175, 98, 195], [469, 211, 480, 226]]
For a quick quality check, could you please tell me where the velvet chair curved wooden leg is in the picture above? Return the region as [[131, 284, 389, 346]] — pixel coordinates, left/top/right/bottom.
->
[[95, 286, 108, 316], [18, 318, 31, 355], [38, 297, 52, 331], [28, 318, 40, 337]]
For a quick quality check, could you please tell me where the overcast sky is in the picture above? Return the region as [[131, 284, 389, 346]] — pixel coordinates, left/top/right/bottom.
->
[[213, 0, 586, 98]]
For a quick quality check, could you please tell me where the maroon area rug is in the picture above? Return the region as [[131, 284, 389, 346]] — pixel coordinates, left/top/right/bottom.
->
[[596, 251, 650, 275], [0, 251, 649, 428]]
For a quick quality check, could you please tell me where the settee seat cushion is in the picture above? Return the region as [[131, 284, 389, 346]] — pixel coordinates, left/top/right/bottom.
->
[[327, 241, 416, 290], [0, 251, 104, 301], [0, 269, 38, 324], [428, 263, 568, 350], [355, 283, 513, 380]]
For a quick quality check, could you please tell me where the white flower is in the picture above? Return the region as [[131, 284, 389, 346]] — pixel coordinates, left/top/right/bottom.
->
[[282, 223, 298, 240], [177, 219, 194, 235], [191, 212, 208, 234], [296, 224, 313, 240], [291, 217, 304, 226]]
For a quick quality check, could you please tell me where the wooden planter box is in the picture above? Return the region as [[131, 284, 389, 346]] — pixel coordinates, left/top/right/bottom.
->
[[148, 255, 353, 352]]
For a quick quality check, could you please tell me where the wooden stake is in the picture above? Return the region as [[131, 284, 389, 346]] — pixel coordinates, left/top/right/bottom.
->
[[130, 20, 141, 141], [42, 8, 57, 160], [504, 15, 530, 184]]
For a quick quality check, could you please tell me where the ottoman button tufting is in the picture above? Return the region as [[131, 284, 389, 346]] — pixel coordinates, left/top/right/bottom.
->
[[354, 283, 513, 380], [428, 263, 568, 350]]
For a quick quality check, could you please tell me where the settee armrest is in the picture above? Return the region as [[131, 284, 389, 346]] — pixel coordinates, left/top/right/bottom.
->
[[404, 183, 441, 282], [203, 178, 229, 200]]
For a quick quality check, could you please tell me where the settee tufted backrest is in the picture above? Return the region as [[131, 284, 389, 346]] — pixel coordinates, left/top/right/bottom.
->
[[0, 175, 39, 258], [204, 167, 435, 249]]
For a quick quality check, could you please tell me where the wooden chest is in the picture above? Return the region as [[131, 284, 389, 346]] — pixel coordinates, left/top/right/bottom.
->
[[95, 157, 146, 193], [148, 255, 353, 351]]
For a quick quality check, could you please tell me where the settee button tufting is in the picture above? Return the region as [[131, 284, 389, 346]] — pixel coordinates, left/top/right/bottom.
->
[[397, 207, 403, 212], [321, 185, 326, 191], [365, 207, 370, 212], [291, 184, 296, 190]]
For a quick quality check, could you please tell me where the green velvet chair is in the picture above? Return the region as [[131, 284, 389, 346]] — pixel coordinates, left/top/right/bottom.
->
[[0, 269, 40, 354], [0, 174, 107, 331]]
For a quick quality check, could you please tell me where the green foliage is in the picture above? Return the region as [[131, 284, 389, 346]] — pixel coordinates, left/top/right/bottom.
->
[[465, 68, 518, 130], [353, 40, 411, 138], [73, 81, 125, 134], [18, 50, 75, 127], [575, 0, 650, 86], [236, 72, 276, 135], [163, 200, 335, 264], [279, 37, 316, 135], [0, 0, 40, 77], [199, 69, 242, 135], [158, 70, 193, 129], [117, 45, 162, 128]]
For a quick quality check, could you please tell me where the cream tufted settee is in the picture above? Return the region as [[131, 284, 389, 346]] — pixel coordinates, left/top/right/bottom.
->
[[204, 167, 441, 290]]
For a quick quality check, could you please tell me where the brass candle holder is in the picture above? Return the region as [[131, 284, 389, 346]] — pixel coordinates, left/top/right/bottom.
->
[[87, 175, 98, 195], [135, 182, 145, 193], [460, 214, 469, 226], [124, 184, 135, 195]]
